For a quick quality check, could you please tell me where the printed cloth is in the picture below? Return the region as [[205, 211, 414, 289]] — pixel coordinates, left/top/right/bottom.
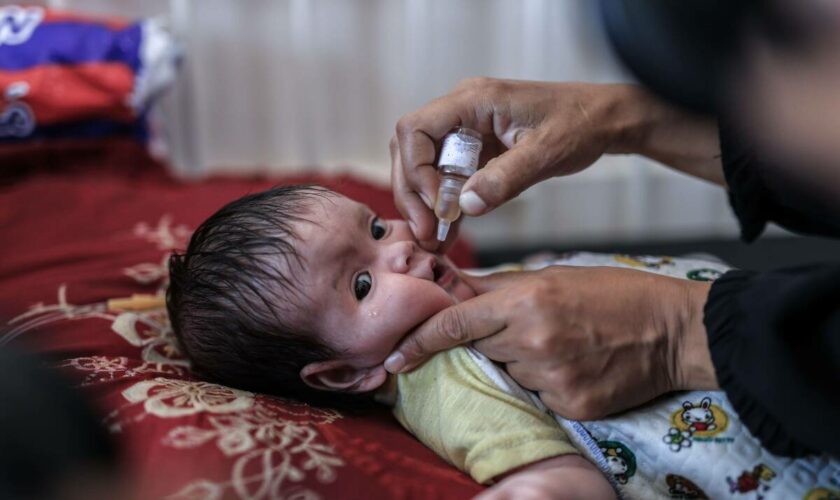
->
[[470, 252, 840, 499]]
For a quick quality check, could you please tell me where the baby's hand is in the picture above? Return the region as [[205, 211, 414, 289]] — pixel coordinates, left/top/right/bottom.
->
[[473, 455, 616, 500], [474, 470, 567, 500]]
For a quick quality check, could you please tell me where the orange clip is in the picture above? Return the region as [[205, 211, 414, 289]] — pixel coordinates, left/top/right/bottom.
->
[[107, 293, 166, 311]]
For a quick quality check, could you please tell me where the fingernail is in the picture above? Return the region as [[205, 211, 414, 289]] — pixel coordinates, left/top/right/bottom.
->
[[419, 192, 433, 210], [384, 352, 405, 373], [408, 219, 418, 236], [460, 191, 487, 215]]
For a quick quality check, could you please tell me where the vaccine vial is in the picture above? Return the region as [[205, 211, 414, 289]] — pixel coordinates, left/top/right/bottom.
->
[[435, 127, 483, 241]]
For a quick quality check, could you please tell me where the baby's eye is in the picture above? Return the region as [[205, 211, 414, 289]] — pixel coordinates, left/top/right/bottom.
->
[[354, 271, 372, 300], [370, 217, 387, 240]]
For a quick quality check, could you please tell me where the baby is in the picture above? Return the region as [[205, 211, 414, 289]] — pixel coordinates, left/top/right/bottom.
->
[[166, 185, 616, 499]]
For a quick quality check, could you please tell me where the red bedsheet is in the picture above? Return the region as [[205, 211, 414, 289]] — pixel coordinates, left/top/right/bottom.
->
[[0, 141, 480, 499]]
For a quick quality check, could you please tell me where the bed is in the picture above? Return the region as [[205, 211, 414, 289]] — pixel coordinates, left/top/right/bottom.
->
[[0, 138, 480, 499], [0, 7, 484, 497]]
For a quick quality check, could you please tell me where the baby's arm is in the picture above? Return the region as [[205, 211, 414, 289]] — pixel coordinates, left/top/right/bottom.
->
[[475, 455, 616, 500], [393, 348, 615, 498]]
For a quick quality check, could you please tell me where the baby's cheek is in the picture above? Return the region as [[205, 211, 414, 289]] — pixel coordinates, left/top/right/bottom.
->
[[390, 287, 453, 328], [355, 286, 452, 365], [380, 282, 452, 335]]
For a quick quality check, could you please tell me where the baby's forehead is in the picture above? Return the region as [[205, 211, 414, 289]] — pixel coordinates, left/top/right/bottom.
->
[[292, 193, 364, 235], [289, 190, 351, 218], [287, 192, 365, 274]]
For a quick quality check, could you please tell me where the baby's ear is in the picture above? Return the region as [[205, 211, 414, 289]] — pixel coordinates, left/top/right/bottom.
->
[[300, 361, 388, 393]]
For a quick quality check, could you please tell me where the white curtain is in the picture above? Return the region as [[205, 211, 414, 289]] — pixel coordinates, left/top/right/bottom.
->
[[39, 0, 747, 246]]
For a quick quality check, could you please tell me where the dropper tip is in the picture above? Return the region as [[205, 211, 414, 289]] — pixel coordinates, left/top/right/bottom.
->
[[436, 220, 451, 241]]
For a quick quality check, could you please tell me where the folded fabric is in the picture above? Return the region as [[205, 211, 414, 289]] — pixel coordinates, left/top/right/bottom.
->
[[471, 252, 840, 499], [0, 5, 179, 143]]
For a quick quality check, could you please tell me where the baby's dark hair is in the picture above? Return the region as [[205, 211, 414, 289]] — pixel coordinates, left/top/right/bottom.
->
[[167, 185, 371, 409]]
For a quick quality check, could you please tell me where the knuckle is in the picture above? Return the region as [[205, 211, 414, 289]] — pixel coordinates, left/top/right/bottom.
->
[[525, 328, 552, 353], [457, 76, 506, 102], [518, 284, 544, 310], [545, 367, 570, 390], [455, 75, 492, 91], [437, 308, 470, 344], [519, 287, 554, 322], [480, 77, 508, 98], [395, 114, 417, 138], [532, 277, 556, 297]]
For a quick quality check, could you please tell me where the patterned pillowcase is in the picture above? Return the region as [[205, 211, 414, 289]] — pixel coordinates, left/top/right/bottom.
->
[[1, 154, 480, 499]]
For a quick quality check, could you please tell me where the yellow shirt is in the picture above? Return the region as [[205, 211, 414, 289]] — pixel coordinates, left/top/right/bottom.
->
[[388, 347, 578, 484]]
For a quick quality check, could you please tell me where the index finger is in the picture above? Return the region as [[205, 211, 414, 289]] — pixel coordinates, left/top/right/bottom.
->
[[393, 95, 479, 236], [390, 136, 440, 249], [395, 94, 470, 182], [390, 131, 465, 252], [383, 291, 507, 373]]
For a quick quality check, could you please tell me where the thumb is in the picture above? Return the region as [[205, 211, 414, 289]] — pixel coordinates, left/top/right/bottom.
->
[[384, 291, 506, 373], [459, 134, 552, 216]]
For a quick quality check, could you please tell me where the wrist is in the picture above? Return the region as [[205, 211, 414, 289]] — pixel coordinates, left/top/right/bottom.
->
[[603, 84, 665, 155], [673, 280, 719, 390], [606, 84, 726, 185]]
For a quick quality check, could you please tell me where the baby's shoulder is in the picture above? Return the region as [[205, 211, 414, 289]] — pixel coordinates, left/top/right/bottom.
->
[[400, 346, 492, 384], [394, 346, 513, 410]]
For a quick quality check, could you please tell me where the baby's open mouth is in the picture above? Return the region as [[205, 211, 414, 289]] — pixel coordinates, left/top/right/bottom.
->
[[432, 260, 443, 282], [432, 258, 456, 289]]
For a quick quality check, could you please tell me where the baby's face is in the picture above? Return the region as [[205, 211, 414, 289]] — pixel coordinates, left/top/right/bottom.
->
[[296, 193, 475, 369]]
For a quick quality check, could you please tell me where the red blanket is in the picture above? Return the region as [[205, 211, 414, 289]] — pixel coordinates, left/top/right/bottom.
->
[[0, 141, 480, 499]]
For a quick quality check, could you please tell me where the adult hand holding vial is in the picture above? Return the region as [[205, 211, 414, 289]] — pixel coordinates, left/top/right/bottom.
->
[[391, 79, 663, 249]]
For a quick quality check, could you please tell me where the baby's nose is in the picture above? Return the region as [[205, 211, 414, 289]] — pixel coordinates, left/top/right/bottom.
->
[[387, 240, 416, 274]]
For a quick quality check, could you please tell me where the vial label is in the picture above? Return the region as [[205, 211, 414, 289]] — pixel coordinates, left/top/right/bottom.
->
[[439, 134, 480, 172]]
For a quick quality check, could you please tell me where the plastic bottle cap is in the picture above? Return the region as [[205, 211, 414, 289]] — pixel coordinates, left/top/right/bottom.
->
[[436, 220, 451, 241]]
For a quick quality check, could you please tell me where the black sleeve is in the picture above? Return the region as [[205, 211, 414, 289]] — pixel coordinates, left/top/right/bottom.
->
[[719, 122, 840, 242], [704, 265, 840, 456]]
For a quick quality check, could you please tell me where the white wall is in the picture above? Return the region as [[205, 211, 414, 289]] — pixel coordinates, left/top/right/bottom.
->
[[34, 0, 750, 247]]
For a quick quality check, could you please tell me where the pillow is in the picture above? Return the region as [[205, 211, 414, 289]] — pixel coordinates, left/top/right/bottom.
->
[[0, 147, 480, 499], [0, 5, 178, 146]]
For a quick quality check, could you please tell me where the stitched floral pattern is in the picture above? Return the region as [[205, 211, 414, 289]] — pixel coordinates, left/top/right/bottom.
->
[[6, 216, 348, 499]]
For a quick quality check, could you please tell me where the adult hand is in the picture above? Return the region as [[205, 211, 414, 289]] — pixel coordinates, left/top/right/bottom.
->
[[392, 79, 646, 249], [384, 266, 719, 420], [392, 78, 724, 250]]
